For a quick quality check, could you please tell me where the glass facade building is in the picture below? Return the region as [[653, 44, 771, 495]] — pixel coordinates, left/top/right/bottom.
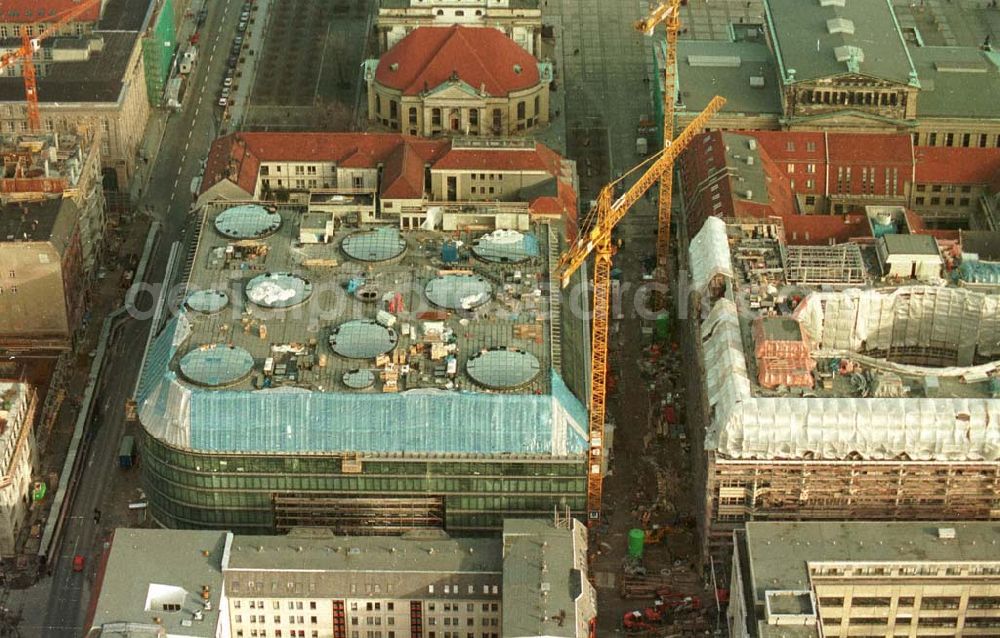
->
[[141, 430, 587, 533]]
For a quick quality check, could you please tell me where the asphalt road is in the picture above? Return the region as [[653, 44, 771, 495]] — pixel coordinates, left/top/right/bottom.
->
[[36, 0, 249, 634]]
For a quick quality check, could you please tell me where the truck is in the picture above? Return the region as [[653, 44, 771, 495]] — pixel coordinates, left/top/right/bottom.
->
[[636, 136, 648, 156], [118, 435, 136, 469], [165, 76, 186, 110]]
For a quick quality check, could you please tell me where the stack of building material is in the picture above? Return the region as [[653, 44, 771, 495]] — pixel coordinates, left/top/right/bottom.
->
[[751, 316, 816, 389]]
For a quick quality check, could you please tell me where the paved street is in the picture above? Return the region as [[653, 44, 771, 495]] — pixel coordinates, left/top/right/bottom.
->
[[7, 0, 249, 634]]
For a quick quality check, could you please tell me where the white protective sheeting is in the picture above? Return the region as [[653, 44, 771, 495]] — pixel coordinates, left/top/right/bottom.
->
[[700, 290, 1000, 461], [689, 217, 733, 297], [795, 286, 1000, 358]]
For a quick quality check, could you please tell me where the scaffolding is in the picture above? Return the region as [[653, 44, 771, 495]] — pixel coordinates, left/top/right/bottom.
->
[[784, 244, 867, 286]]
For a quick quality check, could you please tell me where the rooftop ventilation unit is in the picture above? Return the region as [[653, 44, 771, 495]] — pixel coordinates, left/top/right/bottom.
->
[[819, 0, 846, 7], [826, 18, 855, 35], [834, 45, 865, 63], [749, 75, 766, 88], [937, 527, 957, 539], [688, 55, 741, 68], [748, 139, 758, 151]]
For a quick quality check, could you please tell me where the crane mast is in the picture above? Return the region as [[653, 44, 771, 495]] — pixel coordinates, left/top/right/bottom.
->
[[557, 96, 725, 523], [635, 0, 682, 277]]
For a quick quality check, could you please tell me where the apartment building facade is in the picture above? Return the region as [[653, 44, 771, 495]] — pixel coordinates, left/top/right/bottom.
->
[[0, 0, 154, 189], [0, 382, 37, 555], [199, 132, 577, 232], [87, 520, 597, 638], [731, 522, 1000, 638]]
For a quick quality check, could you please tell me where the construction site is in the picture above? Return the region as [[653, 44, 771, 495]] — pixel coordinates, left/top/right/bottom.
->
[[133, 201, 592, 534], [683, 211, 1000, 563]]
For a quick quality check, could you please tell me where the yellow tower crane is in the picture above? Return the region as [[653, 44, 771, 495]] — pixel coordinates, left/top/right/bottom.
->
[[556, 96, 725, 523], [635, 0, 683, 277]]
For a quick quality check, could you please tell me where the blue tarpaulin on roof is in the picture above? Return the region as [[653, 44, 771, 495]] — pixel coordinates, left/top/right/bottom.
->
[[137, 317, 588, 456], [957, 260, 1000, 285]]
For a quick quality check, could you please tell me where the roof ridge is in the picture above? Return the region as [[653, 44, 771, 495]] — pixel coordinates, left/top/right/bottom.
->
[[454, 26, 500, 95], [406, 25, 464, 94]]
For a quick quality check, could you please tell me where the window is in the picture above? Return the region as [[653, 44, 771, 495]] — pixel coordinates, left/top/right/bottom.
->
[[805, 179, 814, 189], [492, 109, 501, 131], [409, 107, 417, 125], [980, 133, 989, 147], [517, 102, 526, 120], [235, 601, 242, 609], [805, 195, 816, 206], [389, 100, 398, 120], [930, 197, 940, 205], [852, 598, 891, 607], [945, 132, 954, 146], [921, 596, 960, 610], [932, 184, 942, 192], [806, 163, 816, 174], [787, 163, 795, 174], [819, 597, 844, 606], [432, 109, 441, 127], [915, 196, 925, 205], [806, 141, 816, 152], [962, 132, 971, 147], [929, 132, 938, 146], [375, 95, 382, 115], [469, 109, 478, 127], [945, 197, 955, 205], [786, 141, 795, 151]]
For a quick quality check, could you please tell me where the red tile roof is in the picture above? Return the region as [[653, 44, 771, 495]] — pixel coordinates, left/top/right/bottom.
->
[[201, 133, 573, 210], [375, 26, 539, 97], [827, 134, 912, 164], [782, 213, 870, 245], [434, 145, 555, 172], [914, 146, 1000, 185], [0, 0, 102, 22]]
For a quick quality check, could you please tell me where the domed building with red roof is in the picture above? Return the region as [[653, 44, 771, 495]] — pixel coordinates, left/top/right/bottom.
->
[[364, 25, 552, 137]]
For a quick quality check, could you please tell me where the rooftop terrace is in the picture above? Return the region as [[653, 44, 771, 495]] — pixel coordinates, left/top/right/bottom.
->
[[136, 204, 587, 456]]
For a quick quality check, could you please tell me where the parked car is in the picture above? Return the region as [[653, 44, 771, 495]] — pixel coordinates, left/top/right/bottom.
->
[[238, 20, 247, 31], [218, 97, 228, 108], [72, 554, 85, 572], [223, 77, 233, 88], [234, 35, 243, 45]]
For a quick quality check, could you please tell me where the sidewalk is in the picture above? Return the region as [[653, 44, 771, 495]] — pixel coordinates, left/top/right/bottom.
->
[[223, 0, 273, 134], [128, 2, 203, 202]]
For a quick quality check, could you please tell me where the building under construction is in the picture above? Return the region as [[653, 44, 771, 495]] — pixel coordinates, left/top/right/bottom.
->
[[685, 214, 1000, 562], [135, 202, 589, 534]]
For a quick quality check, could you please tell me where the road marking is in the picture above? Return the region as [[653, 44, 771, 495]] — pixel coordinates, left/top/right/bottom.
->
[[177, 165, 183, 177], [185, 141, 190, 152], [174, 177, 179, 189]]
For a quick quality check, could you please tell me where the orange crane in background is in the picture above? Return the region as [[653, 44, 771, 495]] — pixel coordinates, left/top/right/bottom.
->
[[556, 95, 725, 523], [0, 0, 103, 131], [635, 0, 683, 277]]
